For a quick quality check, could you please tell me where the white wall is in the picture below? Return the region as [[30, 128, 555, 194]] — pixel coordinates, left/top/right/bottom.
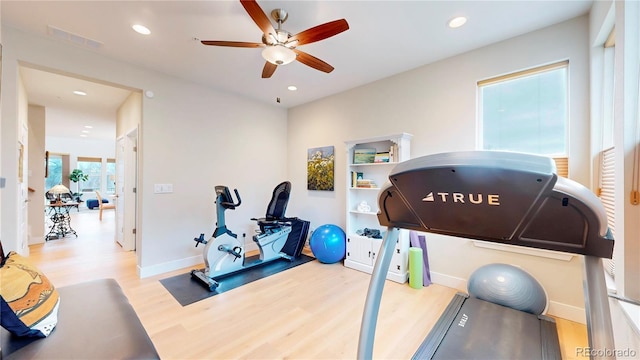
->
[[27, 104, 45, 244], [613, 0, 640, 301], [0, 0, 3, 243], [46, 137, 116, 159], [1, 26, 288, 276], [15, 60, 28, 254], [590, 1, 640, 351], [0, 38, 21, 245], [117, 91, 141, 256], [287, 16, 591, 322], [117, 91, 140, 138]]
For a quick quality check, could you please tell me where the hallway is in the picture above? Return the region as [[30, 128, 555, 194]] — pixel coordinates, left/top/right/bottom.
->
[[34, 208, 136, 288]]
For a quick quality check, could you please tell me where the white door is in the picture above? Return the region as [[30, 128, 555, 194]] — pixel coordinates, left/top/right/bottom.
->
[[123, 128, 138, 252], [18, 142, 29, 253], [116, 137, 126, 247], [18, 122, 29, 253], [115, 128, 137, 252]]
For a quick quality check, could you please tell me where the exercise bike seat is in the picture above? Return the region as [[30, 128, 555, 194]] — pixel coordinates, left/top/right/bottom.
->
[[252, 181, 291, 233]]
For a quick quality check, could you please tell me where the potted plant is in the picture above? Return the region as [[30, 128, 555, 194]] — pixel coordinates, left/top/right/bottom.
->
[[69, 169, 89, 202]]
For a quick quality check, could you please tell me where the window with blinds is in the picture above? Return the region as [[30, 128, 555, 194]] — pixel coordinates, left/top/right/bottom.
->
[[599, 27, 616, 278], [552, 157, 569, 178], [106, 158, 116, 193], [77, 157, 102, 192], [478, 61, 569, 165], [599, 147, 616, 276], [46, 153, 64, 190]]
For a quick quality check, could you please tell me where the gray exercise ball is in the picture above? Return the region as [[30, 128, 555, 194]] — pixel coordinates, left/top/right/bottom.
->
[[467, 263, 547, 315]]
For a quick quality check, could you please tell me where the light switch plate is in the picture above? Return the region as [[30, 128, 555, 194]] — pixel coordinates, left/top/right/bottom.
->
[[154, 184, 174, 194]]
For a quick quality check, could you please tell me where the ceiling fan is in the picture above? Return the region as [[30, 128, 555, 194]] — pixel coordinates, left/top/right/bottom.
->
[[200, 0, 349, 78]]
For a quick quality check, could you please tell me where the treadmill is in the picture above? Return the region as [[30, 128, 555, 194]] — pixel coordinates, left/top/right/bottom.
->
[[357, 151, 615, 360]]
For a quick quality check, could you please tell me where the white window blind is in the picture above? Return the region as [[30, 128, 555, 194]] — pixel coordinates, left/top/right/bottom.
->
[[552, 157, 569, 178], [478, 61, 569, 158], [599, 146, 616, 276]]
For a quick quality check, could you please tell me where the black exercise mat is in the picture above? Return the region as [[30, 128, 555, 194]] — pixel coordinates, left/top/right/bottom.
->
[[160, 254, 315, 306]]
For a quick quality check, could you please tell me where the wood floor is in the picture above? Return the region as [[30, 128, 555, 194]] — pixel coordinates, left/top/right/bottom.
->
[[28, 209, 588, 359]]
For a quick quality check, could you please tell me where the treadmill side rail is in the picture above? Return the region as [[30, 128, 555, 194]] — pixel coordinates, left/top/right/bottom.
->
[[412, 293, 468, 360], [357, 227, 399, 360], [583, 256, 616, 360], [540, 315, 562, 360]]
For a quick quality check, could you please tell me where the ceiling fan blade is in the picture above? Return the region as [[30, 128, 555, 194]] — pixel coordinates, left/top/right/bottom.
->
[[240, 0, 276, 36], [201, 40, 264, 48], [288, 19, 349, 46], [262, 62, 277, 78], [293, 50, 334, 73]]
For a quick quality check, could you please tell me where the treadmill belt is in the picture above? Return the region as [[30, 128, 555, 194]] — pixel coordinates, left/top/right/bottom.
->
[[413, 293, 561, 360]]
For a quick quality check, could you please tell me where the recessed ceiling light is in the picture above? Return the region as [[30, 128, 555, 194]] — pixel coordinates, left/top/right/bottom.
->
[[80, 134, 88, 138], [288, 85, 297, 91], [84, 125, 93, 129], [132, 24, 151, 35], [448, 16, 467, 28], [82, 130, 90, 133], [73, 90, 87, 96]]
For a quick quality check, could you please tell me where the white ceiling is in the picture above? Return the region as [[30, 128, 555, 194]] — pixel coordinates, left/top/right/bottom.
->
[[19, 67, 134, 141], [2, 0, 594, 141]]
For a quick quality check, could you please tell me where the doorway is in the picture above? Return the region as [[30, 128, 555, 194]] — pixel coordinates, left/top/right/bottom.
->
[[20, 65, 141, 262]]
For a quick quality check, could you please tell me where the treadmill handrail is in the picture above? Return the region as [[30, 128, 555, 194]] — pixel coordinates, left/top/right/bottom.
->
[[377, 151, 613, 258], [553, 176, 608, 237]]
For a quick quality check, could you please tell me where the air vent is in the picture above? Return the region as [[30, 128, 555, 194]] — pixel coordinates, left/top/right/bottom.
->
[[47, 25, 103, 49]]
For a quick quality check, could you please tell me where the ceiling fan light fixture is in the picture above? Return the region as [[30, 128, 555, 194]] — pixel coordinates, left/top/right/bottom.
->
[[275, 30, 290, 43], [285, 39, 298, 48], [262, 45, 296, 65]]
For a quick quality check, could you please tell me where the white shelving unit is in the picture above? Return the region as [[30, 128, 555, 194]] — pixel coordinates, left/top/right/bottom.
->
[[344, 133, 412, 283]]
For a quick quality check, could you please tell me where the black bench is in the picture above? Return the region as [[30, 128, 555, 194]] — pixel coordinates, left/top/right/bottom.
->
[[1, 278, 160, 359]]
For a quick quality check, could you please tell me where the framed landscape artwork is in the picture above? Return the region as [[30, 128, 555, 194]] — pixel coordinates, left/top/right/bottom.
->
[[353, 148, 376, 164], [307, 146, 334, 191]]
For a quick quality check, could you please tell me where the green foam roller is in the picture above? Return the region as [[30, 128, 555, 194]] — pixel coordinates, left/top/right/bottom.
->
[[409, 247, 423, 289]]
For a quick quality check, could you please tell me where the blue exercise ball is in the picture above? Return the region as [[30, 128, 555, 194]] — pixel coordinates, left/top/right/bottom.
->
[[310, 224, 346, 264], [467, 263, 548, 315]]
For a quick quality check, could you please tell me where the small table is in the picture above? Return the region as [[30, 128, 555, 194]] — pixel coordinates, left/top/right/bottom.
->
[[45, 202, 79, 240]]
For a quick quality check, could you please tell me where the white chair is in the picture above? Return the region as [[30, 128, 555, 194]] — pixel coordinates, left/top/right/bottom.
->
[[95, 190, 115, 221]]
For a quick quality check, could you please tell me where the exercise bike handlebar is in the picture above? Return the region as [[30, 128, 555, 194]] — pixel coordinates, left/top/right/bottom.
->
[[221, 189, 241, 208], [215, 186, 242, 209]]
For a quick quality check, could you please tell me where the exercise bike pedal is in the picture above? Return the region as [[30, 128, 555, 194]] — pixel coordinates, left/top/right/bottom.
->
[[193, 233, 207, 247], [190, 269, 220, 292]]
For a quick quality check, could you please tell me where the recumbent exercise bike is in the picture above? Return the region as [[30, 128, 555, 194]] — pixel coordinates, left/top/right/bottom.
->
[[191, 181, 308, 291]]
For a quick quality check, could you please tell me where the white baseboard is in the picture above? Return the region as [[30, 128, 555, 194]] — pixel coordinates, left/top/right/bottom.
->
[[431, 272, 586, 324], [138, 255, 202, 278], [430, 271, 467, 292], [548, 301, 586, 324], [620, 301, 640, 336], [29, 236, 45, 245]]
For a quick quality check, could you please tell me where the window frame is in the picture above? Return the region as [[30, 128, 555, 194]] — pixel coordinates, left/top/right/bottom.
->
[[45, 153, 63, 190], [76, 157, 103, 192], [106, 158, 116, 194], [477, 60, 570, 162]]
